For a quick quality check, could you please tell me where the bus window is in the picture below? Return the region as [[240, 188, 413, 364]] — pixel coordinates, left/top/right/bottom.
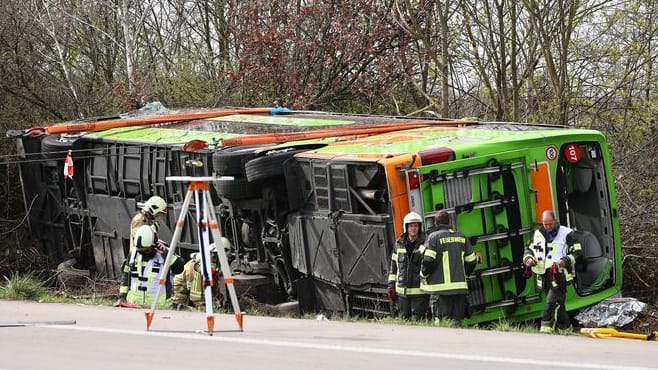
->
[[556, 142, 615, 295]]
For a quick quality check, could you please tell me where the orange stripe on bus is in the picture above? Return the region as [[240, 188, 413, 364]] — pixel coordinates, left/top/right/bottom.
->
[[44, 108, 273, 135], [380, 154, 420, 237], [531, 161, 554, 221]]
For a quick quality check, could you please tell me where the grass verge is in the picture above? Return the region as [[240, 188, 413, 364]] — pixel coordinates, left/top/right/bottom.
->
[[0, 271, 48, 300], [0, 272, 578, 335]]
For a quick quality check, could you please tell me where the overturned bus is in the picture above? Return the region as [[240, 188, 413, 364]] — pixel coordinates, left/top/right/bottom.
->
[[9, 105, 622, 324]]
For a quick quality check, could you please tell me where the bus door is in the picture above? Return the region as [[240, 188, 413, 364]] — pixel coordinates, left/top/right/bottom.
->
[[409, 150, 537, 313]]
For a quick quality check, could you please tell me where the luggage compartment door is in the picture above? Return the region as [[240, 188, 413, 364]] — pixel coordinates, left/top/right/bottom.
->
[[416, 150, 534, 313]]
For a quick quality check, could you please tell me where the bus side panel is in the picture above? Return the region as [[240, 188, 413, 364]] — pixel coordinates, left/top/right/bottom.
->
[[336, 215, 393, 288], [417, 150, 537, 323], [86, 194, 135, 278], [287, 214, 341, 284]]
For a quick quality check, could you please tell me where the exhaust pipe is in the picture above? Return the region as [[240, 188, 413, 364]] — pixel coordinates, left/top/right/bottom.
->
[[357, 188, 383, 201]]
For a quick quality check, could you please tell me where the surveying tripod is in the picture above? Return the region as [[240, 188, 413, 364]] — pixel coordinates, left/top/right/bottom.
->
[[145, 176, 243, 335]]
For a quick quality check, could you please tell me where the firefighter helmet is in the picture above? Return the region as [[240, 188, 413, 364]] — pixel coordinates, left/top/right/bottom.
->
[[220, 237, 233, 252], [403, 212, 423, 230], [142, 196, 167, 216], [208, 237, 232, 255], [134, 225, 157, 249]]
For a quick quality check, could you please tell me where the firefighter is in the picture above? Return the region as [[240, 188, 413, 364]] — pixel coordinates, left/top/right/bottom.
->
[[421, 210, 476, 325], [130, 195, 168, 250], [117, 224, 184, 308], [387, 212, 429, 321], [172, 237, 232, 310], [524, 210, 582, 333]]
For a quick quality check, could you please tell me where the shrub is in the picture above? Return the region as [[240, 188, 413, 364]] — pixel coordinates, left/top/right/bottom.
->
[[0, 272, 48, 300]]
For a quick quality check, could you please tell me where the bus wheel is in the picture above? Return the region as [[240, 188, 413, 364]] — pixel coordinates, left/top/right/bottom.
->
[[244, 149, 304, 182], [41, 135, 77, 160], [212, 145, 262, 176], [214, 176, 260, 199]]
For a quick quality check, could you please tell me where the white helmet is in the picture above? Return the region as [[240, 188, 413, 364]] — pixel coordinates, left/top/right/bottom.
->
[[142, 196, 167, 216], [403, 212, 423, 230], [192, 242, 225, 263], [220, 237, 233, 252], [191, 252, 200, 263], [134, 225, 157, 249], [207, 237, 232, 254]]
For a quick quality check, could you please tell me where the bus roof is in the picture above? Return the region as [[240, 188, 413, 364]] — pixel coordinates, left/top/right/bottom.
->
[[295, 124, 604, 161], [77, 110, 467, 144], [71, 109, 604, 159]]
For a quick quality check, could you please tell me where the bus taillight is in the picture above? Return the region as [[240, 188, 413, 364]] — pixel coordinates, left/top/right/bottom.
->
[[407, 170, 420, 189], [419, 147, 455, 165]]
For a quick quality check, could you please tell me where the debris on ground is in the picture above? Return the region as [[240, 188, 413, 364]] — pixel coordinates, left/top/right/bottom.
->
[[575, 297, 646, 327], [623, 305, 658, 333], [580, 327, 657, 340], [576, 297, 658, 340]]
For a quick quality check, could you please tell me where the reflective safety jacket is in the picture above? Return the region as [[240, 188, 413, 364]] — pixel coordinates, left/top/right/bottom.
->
[[420, 225, 476, 295], [388, 233, 426, 296], [119, 250, 183, 308], [523, 225, 582, 289], [173, 258, 221, 307], [388, 232, 425, 297]]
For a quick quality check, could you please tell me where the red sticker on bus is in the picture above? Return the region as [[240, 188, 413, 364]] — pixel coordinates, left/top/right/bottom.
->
[[545, 146, 558, 161], [564, 143, 582, 163]]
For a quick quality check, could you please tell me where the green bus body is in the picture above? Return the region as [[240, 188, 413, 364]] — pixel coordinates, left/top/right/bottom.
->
[[294, 125, 621, 323], [13, 109, 622, 323]]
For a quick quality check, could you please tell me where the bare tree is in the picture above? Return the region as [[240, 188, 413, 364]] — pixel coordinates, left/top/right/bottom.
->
[[522, 0, 611, 124], [229, 0, 404, 111], [458, 0, 536, 120], [392, 0, 461, 117]]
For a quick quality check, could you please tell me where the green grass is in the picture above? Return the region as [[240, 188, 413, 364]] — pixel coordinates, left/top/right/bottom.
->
[[38, 292, 116, 306], [0, 273, 572, 335], [0, 271, 117, 306], [0, 272, 48, 300], [487, 318, 538, 333]]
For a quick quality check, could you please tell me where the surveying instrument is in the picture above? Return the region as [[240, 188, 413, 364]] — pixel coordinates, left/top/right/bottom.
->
[[145, 142, 244, 335]]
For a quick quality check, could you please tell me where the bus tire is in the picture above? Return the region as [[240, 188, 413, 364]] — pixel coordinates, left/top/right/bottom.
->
[[244, 149, 303, 182], [41, 135, 76, 160], [212, 146, 262, 176], [214, 176, 260, 199]]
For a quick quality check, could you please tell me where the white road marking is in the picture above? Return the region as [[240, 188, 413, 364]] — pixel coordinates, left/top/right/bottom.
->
[[42, 325, 655, 370]]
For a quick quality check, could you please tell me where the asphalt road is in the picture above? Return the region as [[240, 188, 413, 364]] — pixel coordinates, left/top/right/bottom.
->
[[0, 300, 656, 370]]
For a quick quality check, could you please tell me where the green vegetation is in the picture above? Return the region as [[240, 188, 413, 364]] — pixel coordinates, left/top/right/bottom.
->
[[38, 292, 116, 307], [0, 271, 115, 306], [0, 272, 573, 334], [487, 319, 539, 333], [0, 272, 48, 300]]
